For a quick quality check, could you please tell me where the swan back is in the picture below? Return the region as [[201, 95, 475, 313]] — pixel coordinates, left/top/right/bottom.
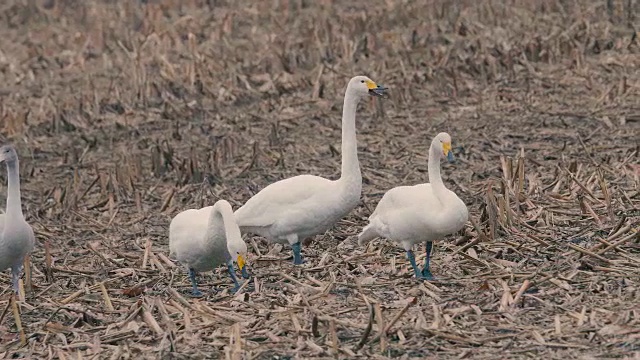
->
[[234, 175, 335, 229], [234, 174, 358, 242], [169, 207, 212, 260]]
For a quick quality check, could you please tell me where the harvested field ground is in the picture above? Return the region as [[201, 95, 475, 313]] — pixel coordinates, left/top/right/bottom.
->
[[0, 0, 639, 358]]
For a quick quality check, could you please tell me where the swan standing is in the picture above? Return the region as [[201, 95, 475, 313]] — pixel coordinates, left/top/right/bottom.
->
[[169, 199, 249, 296], [234, 75, 387, 264], [0, 145, 35, 293], [358, 132, 468, 280]]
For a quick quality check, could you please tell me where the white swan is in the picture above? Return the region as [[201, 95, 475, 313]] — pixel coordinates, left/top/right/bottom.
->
[[169, 199, 248, 296], [234, 75, 387, 264], [358, 132, 468, 280], [0, 145, 35, 293]]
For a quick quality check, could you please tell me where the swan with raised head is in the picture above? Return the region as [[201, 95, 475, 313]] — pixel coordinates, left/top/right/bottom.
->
[[234, 75, 387, 264], [0, 145, 35, 294], [358, 132, 468, 280], [169, 199, 249, 296]]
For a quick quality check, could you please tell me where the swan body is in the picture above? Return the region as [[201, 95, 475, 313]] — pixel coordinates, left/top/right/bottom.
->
[[235, 75, 387, 264], [0, 145, 35, 294], [235, 175, 360, 242], [358, 132, 468, 280], [169, 199, 248, 296]]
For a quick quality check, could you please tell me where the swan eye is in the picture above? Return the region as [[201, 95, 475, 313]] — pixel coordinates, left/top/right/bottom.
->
[[360, 80, 365, 83]]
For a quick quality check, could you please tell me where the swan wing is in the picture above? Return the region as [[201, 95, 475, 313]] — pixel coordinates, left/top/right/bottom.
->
[[234, 174, 333, 228], [361, 184, 435, 242], [369, 184, 435, 219], [168, 206, 212, 258]]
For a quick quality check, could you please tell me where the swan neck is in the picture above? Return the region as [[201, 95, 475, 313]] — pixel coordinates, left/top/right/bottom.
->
[[209, 202, 241, 245], [428, 146, 447, 203], [339, 91, 361, 183], [5, 159, 24, 221]]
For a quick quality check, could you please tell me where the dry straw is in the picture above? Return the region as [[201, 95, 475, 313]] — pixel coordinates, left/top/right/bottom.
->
[[0, 0, 638, 358]]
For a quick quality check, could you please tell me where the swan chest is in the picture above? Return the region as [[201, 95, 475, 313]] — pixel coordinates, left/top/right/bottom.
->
[[0, 224, 34, 269]]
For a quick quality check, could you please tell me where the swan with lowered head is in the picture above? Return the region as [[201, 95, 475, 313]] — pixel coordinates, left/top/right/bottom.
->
[[0, 144, 35, 293], [358, 132, 468, 280], [169, 199, 249, 296], [234, 75, 387, 264]]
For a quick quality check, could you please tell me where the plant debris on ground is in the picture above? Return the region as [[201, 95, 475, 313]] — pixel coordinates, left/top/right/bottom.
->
[[0, 0, 639, 359]]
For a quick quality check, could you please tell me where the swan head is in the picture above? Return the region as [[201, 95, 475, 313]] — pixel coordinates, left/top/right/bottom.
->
[[347, 75, 387, 98], [227, 237, 249, 279], [432, 132, 455, 163], [0, 145, 18, 163]]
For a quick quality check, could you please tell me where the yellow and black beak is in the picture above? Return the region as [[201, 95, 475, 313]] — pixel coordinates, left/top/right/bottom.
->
[[366, 80, 387, 97], [237, 255, 249, 279], [442, 142, 454, 163]]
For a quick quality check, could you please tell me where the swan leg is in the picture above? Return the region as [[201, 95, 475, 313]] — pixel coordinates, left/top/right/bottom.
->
[[291, 242, 306, 265], [241, 266, 250, 279], [406, 250, 422, 278], [188, 268, 203, 297], [227, 261, 242, 292], [287, 234, 305, 265], [11, 265, 21, 294], [421, 241, 435, 280]]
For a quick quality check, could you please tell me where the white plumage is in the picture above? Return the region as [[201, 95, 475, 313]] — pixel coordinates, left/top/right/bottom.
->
[[358, 132, 468, 280], [169, 199, 248, 296], [0, 145, 35, 294], [234, 75, 387, 264]]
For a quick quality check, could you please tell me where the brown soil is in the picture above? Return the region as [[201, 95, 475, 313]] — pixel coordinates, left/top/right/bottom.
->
[[0, 0, 639, 359]]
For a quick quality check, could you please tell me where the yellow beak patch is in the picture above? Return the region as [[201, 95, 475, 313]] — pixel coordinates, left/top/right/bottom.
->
[[237, 255, 245, 270], [365, 80, 378, 90], [442, 142, 452, 155]]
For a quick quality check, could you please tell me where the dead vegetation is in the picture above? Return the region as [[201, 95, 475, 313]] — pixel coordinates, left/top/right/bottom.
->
[[0, 0, 639, 358]]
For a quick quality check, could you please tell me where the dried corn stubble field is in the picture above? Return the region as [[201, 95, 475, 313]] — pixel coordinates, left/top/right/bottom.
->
[[0, 0, 639, 358]]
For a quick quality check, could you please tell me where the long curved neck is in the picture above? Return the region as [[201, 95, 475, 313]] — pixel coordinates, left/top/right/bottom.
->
[[428, 145, 448, 204], [5, 159, 24, 221], [208, 202, 241, 245], [339, 91, 361, 183]]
